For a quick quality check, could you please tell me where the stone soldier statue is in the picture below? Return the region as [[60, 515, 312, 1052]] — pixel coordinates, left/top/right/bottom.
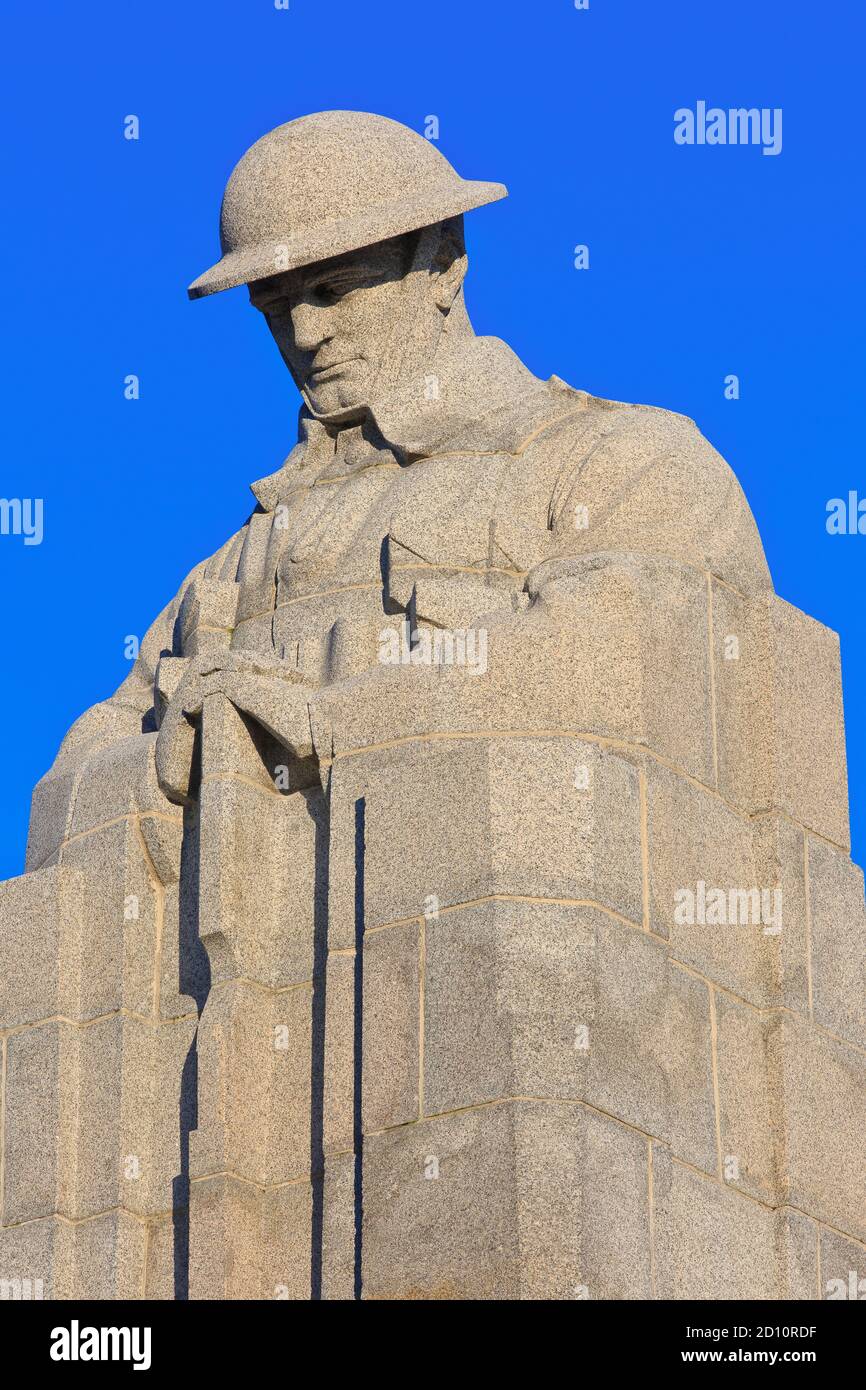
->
[[3, 112, 862, 1300]]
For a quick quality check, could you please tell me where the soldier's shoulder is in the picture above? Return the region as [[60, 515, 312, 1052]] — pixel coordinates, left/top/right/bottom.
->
[[526, 375, 748, 503], [526, 378, 703, 449], [518, 379, 771, 594]]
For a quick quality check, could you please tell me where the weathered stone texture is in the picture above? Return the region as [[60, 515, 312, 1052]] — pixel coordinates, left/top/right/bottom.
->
[[328, 735, 644, 947], [188, 1175, 311, 1300], [361, 1102, 652, 1300], [712, 585, 849, 846], [654, 1152, 818, 1300]]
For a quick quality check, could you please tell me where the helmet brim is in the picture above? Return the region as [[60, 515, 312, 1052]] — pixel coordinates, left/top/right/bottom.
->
[[187, 177, 507, 300]]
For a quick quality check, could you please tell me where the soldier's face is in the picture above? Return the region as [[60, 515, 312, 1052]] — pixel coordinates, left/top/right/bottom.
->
[[249, 236, 413, 422]]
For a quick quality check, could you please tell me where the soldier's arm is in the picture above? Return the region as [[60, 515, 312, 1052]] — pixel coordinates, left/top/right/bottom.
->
[[26, 529, 247, 871]]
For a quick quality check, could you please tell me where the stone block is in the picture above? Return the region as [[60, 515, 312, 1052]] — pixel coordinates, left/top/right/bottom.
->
[[759, 813, 811, 1014], [57, 1017, 124, 1221], [323, 951, 355, 1157], [120, 1016, 197, 1217], [2, 1024, 61, 1224], [648, 761, 808, 1008], [361, 1100, 651, 1300], [419, 900, 715, 1169], [0, 1217, 55, 1300], [806, 838, 866, 1047], [167, 803, 211, 1017], [777, 1017, 866, 1241], [328, 736, 643, 947], [154, 889, 193, 1022], [199, 693, 311, 792], [654, 1154, 817, 1299], [228, 983, 313, 1187], [0, 847, 161, 1030], [0, 867, 66, 1027], [420, 900, 594, 1112], [714, 993, 779, 1204], [278, 599, 398, 688], [321, 1151, 356, 1301], [188, 1176, 228, 1300], [233, 574, 276, 632], [648, 758, 755, 949], [764, 597, 848, 847], [190, 980, 312, 1188], [716, 1003, 866, 1236], [665, 965, 719, 1174], [54, 1209, 148, 1300], [139, 813, 184, 887], [60, 819, 157, 1020], [312, 554, 715, 786], [388, 567, 517, 634], [189, 1174, 311, 1300], [154, 654, 186, 713], [115, 1211, 151, 1299], [142, 1211, 178, 1300], [5, 1018, 128, 1226], [232, 609, 287, 661], [362, 921, 420, 1132], [713, 585, 849, 847], [258, 1181, 313, 1301]]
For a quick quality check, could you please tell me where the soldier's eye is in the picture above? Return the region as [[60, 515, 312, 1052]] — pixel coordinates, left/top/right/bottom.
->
[[314, 282, 342, 303]]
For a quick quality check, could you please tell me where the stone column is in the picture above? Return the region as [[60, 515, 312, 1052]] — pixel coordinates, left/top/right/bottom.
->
[[187, 694, 325, 1299]]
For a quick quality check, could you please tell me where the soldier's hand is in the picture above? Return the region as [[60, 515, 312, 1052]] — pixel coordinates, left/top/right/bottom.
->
[[155, 651, 314, 804]]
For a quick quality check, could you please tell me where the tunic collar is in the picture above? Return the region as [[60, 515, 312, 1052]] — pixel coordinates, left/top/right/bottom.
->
[[250, 335, 558, 511]]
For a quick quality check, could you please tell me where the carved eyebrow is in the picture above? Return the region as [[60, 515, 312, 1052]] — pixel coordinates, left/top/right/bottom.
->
[[306, 261, 389, 288], [250, 260, 388, 312], [250, 286, 292, 313]]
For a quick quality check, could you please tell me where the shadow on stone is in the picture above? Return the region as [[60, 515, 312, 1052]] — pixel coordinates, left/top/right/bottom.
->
[[309, 786, 330, 1299], [353, 795, 366, 1301], [173, 766, 211, 1301]]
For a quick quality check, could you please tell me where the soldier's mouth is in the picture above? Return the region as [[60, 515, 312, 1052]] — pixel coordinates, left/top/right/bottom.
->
[[308, 358, 356, 381]]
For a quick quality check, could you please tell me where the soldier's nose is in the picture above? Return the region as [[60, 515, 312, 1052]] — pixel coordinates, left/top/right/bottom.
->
[[290, 299, 331, 351]]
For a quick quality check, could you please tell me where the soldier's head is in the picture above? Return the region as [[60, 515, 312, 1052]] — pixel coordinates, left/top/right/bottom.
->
[[188, 112, 507, 425], [246, 218, 467, 423]]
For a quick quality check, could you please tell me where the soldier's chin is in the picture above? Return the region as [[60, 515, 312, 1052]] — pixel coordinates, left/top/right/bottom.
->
[[304, 374, 369, 424]]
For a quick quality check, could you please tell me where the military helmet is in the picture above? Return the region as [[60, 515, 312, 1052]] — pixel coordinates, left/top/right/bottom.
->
[[188, 111, 507, 300]]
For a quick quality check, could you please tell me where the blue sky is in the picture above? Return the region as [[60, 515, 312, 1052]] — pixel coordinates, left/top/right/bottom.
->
[[1, 0, 864, 876]]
